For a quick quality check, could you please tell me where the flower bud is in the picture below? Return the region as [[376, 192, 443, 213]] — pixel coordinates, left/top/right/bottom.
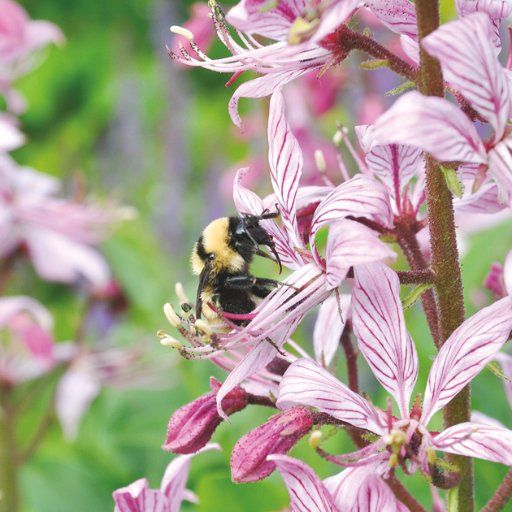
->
[[231, 407, 314, 483], [163, 378, 247, 454]]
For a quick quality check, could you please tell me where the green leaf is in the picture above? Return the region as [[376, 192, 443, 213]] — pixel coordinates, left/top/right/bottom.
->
[[440, 165, 463, 199], [402, 283, 433, 310]]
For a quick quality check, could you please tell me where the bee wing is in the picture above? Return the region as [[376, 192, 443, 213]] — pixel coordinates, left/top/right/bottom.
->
[[196, 263, 212, 319]]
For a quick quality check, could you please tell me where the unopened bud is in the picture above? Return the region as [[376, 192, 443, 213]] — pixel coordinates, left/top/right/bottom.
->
[[163, 378, 248, 454], [170, 25, 194, 41], [231, 407, 314, 482]]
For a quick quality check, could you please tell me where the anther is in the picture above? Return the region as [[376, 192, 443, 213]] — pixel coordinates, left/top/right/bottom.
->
[[170, 25, 194, 41]]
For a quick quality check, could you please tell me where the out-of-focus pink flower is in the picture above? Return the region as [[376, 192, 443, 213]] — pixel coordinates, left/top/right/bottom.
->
[[113, 443, 219, 512], [0, 155, 130, 288], [0, 296, 57, 386], [495, 352, 512, 410], [373, 13, 512, 207], [278, 262, 512, 484], [0, 113, 24, 151], [55, 344, 160, 440], [163, 377, 248, 454], [231, 407, 313, 482], [0, 0, 64, 112]]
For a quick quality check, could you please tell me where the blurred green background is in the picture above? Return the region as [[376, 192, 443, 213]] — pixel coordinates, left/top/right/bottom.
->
[[10, 0, 512, 510]]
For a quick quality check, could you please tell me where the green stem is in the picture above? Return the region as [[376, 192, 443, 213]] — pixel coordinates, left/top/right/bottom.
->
[[415, 1, 473, 510], [0, 390, 19, 512]]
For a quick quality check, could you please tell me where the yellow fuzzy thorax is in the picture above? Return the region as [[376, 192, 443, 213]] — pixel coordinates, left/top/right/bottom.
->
[[191, 217, 245, 275]]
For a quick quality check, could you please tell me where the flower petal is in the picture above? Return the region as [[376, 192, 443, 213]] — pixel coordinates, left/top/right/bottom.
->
[[268, 90, 303, 249], [227, 0, 304, 41], [366, 0, 418, 39], [354, 474, 409, 512], [422, 13, 511, 140], [352, 262, 418, 418], [268, 454, 341, 512], [229, 69, 308, 128], [372, 91, 486, 164], [488, 139, 512, 205], [422, 297, 512, 424], [113, 479, 166, 512], [432, 422, 512, 466], [456, 0, 512, 52], [495, 351, 512, 409], [161, 444, 220, 511], [325, 220, 397, 290], [313, 294, 351, 366], [309, 174, 393, 262], [277, 358, 385, 435]]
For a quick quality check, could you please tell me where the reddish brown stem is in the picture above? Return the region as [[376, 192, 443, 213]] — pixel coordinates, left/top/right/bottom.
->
[[387, 476, 427, 512], [340, 329, 358, 393], [482, 469, 512, 512]]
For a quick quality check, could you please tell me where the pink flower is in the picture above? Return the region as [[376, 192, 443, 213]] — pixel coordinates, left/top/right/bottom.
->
[[161, 91, 395, 417], [0, 296, 57, 385], [169, 0, 419, 127], [270, 455, 407, 511], [113, 444, 219, 512], [0, 113, 24, 151], [372, 13, 512, 206], [163, 377, 248, 454], [0, 155, 128, 287], [277, 262, 512, 483], [0, 0, 64, 112], [230, 407, 314, 482]]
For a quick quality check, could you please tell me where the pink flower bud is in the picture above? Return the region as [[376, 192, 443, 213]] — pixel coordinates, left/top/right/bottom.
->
[[163, 378, 247, 454], [231, 407, 314, 483]]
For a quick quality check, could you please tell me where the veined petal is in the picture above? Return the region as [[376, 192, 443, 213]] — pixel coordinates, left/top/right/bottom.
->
[[312, 0, 363, 43], [313, 294, 351, 367], [268, 90, 303, 249], [422, 297, 512, 424], [325, 220, 397, 290], [372, 91, 487, 164], [269, 454, 340, 512], [456, 0, 512, 52], [355, 124, 422, 209], [277, 358, 385, 435], [354, 474, 408, 512], [422, 13, 511, 140], [233, 167, 303, 269], [113, 479, 167, 512], [229, 69, 310, 128], [352, 263, 418, 418], [366, 0, 418, 39], [161, 444, 220, 511], [488, 139, 512, 206], [309, 174, 393, 260], [227, 0, 305, 41], [495, 352, 512, 408], [432, 422, 512, 466]]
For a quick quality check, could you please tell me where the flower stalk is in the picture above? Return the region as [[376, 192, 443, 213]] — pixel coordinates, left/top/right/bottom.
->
[[415, 0, 473, 509], [482, 469, 512, 512], [0, 390, 19, 512]]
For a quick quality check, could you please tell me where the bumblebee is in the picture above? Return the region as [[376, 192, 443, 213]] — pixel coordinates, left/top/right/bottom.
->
[[191, 212, 282, 324]]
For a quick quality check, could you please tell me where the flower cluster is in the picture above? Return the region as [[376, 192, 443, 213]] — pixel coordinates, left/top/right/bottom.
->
[[116, 0, 512, 510]]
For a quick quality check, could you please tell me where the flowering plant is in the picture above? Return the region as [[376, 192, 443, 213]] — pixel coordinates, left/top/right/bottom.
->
[[115, 0, 512, 509]]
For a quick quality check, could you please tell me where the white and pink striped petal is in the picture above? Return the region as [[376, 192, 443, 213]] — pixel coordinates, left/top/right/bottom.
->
[[432, 422, 512, 466], [488, 139, 512, 205], [354, 474, 408, 512], [422, 13, 511, 140], [313, 294, 351, 367], [372, 91, 487, 165], [268, 91, 304, 250], [366, 0, 418, 40], [277, 358, 385, 434], [325, 220, 397, 289], [422, 296, 512, 424], [269, 454, 341, 512], [352, 263, 418, 418]]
